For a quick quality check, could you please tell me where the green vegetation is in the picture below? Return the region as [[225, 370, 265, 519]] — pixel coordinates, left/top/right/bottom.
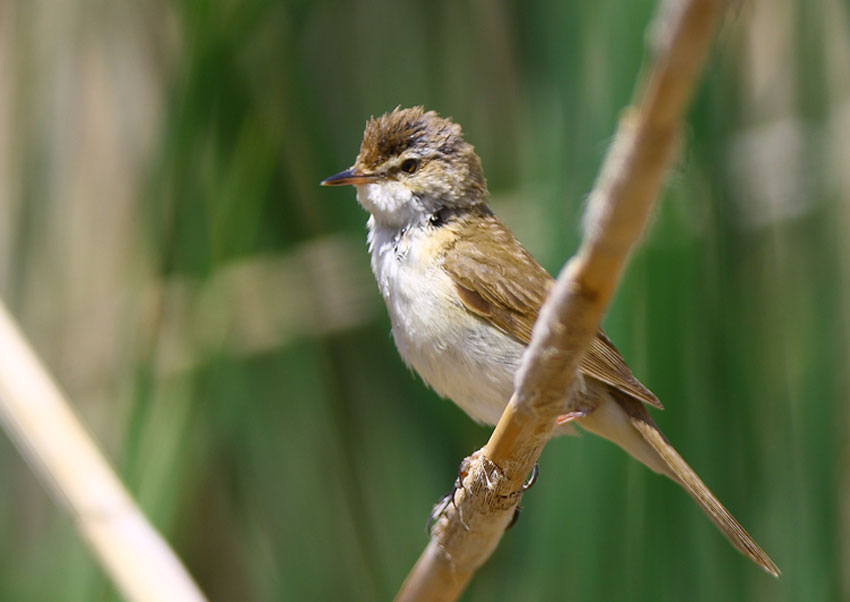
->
[[1, 1, 846, 600]]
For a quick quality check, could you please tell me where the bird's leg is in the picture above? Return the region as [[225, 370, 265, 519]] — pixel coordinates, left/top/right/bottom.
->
[[555, 409, 588, 425], [556, 380, 597, 426]]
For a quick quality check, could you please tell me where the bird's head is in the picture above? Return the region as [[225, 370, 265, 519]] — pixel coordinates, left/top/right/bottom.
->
[[321, 106, 488, 228]]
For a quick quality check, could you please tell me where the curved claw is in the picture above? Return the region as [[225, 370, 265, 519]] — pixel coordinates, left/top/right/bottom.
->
[[426, 491, 453, 533], [426, 460, 474, 533], [522, 463, 539, 492], [499, 463, 540, 500], [500, 463, 539, 530]]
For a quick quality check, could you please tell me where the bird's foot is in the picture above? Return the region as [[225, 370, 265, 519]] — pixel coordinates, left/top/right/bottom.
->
[[427, 455, 538, 533], [426, 451, 484, 533]]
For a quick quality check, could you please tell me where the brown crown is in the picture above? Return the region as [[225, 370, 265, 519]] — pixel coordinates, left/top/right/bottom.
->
[[356, 106, 467, 170]]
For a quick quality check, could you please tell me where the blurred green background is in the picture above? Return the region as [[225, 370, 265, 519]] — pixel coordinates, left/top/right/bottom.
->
[[1, 0, 848, 600]]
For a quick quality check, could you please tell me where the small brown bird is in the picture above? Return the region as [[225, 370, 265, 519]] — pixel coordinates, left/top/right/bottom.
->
[[321, 106, 779, 576]]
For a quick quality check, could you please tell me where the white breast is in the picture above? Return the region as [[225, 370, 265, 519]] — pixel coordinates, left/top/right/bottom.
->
[[367, 217, 525, 425]]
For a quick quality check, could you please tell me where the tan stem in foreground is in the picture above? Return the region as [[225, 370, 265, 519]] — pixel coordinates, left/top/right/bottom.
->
[[0, 301, 207, 602], [395, 1, 724, 600]]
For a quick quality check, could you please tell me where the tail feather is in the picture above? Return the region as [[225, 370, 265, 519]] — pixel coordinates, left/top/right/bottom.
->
[[617, 397, 781, 577]]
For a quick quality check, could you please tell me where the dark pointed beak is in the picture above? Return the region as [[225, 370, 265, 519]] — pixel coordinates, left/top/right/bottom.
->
[[320, 168, 378, 187]]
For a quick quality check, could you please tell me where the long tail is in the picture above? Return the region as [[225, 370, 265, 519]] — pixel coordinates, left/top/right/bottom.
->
[[578, 394, 781, 577]]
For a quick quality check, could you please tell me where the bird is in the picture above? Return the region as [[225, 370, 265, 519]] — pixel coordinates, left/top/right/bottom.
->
[[320, 106, 779, 576]]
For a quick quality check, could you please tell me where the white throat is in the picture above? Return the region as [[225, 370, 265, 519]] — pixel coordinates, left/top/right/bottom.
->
[[356, 181, 424, 229]]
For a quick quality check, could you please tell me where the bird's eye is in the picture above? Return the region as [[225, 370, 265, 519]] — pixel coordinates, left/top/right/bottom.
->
[[400, 158, 419, 174]]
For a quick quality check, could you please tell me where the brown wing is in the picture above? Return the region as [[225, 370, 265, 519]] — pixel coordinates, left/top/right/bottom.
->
[[442, 208, 662, 409], [585, 330, 662, 409]]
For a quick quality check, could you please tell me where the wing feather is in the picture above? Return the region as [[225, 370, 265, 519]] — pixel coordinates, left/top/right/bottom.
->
[[442, 209, 662, 409]]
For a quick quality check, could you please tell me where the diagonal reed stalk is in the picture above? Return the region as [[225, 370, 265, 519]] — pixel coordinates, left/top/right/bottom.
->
[[395, 0, 727, 599], [0, 301, 207, 602]]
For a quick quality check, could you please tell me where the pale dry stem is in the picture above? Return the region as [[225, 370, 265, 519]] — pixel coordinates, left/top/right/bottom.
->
[[395, 1, 725, 600], [0, 302, 207, 602]]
